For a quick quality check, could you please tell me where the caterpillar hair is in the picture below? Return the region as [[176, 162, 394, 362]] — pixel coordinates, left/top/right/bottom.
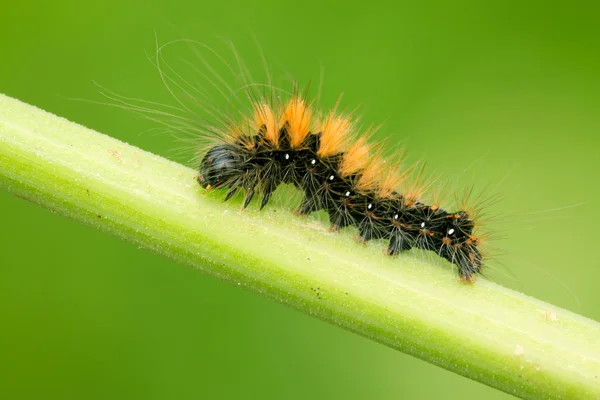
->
[[97, 38, 491, 283], [196, 90, 486, 283]]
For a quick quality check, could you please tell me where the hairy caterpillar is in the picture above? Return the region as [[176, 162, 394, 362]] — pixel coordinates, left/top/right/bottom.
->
[[196, 90, 485, 282], [95, 39, 490, 283]]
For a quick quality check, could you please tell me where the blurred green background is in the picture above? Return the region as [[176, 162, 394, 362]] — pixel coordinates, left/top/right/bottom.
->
[[1, 1, 599, 399]]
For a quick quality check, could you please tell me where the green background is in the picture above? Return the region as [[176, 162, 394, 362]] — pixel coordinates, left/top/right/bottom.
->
[[1, 1, 599, 399]]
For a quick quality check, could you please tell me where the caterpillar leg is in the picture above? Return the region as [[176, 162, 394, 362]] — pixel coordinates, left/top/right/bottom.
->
[[224, 187, 238, 202], [387, 231, 414, 256], [354, 235, 368, 245], [296, 195, 320, 216], [327, 208, 354, 232], [357, 219, 388, 244], [440, 244, 481, 284], [243, 189, 255, 208], [458, 256, 481, 284], [259, 190, 273, 210], [357, 223, 374, 243]]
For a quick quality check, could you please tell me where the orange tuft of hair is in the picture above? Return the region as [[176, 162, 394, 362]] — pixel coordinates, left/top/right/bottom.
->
[[283, 97, 312, 149], [339, 137, 370, 177], [426, 177, 450, 211], [369, 147, 412, 199], [401, 163, 432, 206], [355, 155, 387, 193], [349, 131, 388, 193], [317, 112, 352, 158], [376, 164, 408, 199], [254, 103, 279, 147]]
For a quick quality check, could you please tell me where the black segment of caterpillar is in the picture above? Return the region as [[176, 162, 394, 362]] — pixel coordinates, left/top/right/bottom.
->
[[196, 97, 483, 282]]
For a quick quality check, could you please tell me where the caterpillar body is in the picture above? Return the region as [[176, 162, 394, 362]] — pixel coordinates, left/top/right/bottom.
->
[[196, 94, 484, 282]]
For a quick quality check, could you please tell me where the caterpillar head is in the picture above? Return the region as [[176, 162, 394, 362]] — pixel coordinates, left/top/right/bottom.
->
[[197, 144, 243, 189]]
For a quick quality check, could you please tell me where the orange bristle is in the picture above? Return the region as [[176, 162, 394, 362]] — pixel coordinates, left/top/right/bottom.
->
[[355, 155, 387, 193], [340, 137, 370, 177], [317, 112, 352, 158], [370, 147, 413, 199], [401, 162, 431, 206], [254, 103, 279, 147], [376, 163, 407, 199], [283, 97, 312, 149]]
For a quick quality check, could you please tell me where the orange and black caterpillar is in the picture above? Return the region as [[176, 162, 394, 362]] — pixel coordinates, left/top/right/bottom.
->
[[196, 96, 484, 282]]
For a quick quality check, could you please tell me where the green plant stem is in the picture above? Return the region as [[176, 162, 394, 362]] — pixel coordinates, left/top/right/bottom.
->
[[0, 93, 599, 399]]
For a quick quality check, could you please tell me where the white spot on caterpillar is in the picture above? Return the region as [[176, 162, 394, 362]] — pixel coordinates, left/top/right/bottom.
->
[[448, 228, 455, 235]]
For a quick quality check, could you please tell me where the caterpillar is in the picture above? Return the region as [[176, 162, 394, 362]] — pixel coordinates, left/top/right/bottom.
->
[[92, 39, 489, 283], [196, 91, 485, 283]]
